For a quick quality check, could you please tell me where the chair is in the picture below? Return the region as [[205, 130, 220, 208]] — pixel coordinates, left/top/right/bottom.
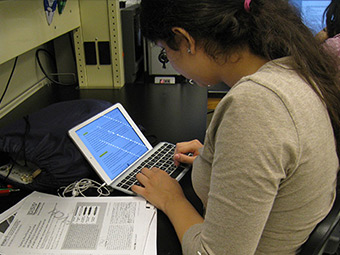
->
[[299, 193, 340, 255]]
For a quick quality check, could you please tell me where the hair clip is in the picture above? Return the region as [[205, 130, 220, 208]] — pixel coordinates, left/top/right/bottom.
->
[[244, 0, 252, 12]]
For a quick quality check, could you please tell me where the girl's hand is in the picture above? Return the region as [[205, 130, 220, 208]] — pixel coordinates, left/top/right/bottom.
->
[[132, 167, 186, 213], [173, 139, 203, 166], [132, 167, 204, 243]]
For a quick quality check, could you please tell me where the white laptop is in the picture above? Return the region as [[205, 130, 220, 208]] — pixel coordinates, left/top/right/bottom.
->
[[68, 102, 190, 195]]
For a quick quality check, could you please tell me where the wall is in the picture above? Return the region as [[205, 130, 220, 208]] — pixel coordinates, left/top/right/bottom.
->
[[0, 45, 53, 119], [0, 0, 81, 118]]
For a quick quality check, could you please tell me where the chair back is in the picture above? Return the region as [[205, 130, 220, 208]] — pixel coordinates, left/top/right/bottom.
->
[[299, 193, 340, 255]]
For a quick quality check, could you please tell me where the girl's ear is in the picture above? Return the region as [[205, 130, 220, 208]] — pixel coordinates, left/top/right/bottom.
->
[[171, 27, 196, 54]]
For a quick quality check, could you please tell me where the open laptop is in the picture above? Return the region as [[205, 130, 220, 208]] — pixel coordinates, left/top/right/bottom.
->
[[68, 102, 190, 195]]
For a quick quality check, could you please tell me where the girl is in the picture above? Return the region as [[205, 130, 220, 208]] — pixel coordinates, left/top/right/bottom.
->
[[133, 0, 340, 254]]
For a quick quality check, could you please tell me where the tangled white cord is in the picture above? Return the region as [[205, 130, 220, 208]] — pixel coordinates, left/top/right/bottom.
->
[[58, 178, 111, 197]]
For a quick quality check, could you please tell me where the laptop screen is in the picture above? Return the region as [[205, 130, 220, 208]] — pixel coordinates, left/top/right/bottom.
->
[[74, 107, 149, 181], [289, 0, 331, 35]]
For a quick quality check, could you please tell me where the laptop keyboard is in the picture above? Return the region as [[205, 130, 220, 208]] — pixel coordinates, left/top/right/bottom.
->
[[117, 142, 187, 192]]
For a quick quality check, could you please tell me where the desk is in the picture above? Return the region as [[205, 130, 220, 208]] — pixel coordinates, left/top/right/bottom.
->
[[0, 82, 207, 255]]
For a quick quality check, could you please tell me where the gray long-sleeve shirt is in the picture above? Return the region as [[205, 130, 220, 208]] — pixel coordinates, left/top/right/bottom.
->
[[182, 57, 339, 255]]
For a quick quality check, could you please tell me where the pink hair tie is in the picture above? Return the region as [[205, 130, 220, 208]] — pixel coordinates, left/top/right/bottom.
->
[[244, 0, 251, 12]]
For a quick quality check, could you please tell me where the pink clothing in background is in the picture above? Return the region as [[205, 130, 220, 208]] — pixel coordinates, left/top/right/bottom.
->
[[323, 33, 340, 69]]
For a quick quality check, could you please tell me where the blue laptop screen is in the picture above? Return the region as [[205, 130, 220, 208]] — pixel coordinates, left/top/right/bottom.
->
[[289, 0, 331, 34], [75, 108, 149, 180]]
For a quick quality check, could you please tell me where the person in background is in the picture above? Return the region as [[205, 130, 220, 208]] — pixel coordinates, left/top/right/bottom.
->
[[316, 0, 340, 61], [132, 0, 340, 254]]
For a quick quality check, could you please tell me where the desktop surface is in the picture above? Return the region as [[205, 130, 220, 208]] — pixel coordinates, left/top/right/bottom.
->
[[0, 82, 207, 255]]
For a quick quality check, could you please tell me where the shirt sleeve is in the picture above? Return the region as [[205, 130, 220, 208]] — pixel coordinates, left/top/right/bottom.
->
[[182, 81, 299, 255]]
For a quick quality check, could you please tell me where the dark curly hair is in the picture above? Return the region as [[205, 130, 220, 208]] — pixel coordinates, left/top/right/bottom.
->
[[140, 0, 340, 158], [324, 0, 340, 38]]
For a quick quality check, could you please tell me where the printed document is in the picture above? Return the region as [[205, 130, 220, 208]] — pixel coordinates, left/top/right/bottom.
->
[[0, 192, 156, 255]]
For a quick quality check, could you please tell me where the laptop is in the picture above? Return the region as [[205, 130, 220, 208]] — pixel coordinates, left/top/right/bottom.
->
[[68, 102, 190, 195]]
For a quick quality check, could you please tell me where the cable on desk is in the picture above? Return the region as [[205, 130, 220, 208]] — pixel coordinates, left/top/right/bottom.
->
[[0, 56, 18, 107], [58, 178, 112, 197], [3, 115, 30, 183], [35, 48, 77, 86], [187, 79, 197, 86]]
